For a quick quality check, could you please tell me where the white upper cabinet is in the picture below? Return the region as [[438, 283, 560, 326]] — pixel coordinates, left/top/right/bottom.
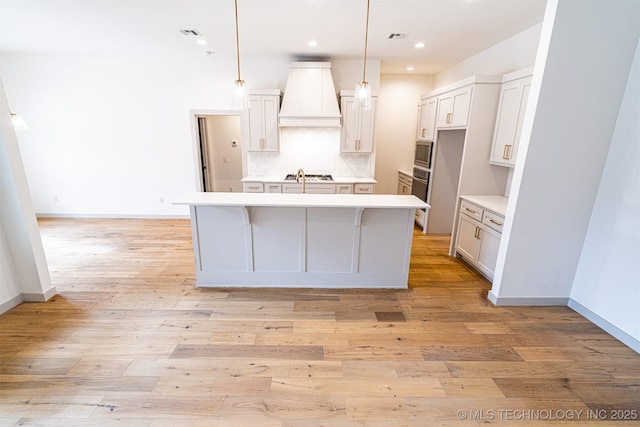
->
[[340, 91, 377, 153], [248, 90, 280, 152], [436, 86, 472, 128], [416, 96, 437, 141], [490, 68, 533, 167]]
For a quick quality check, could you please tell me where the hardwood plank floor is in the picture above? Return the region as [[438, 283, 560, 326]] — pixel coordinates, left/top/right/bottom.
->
[[0, 218, 638, 426]]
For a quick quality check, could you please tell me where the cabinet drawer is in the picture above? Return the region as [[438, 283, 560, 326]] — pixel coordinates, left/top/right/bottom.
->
[[354, 183, 375, 194], [483, 210, 505, 233], [460, 200, 482, 222], [306, 184, 336, 194], [336, 184, 353, 194], [282, 184, 303, 193], [266, 184, 282, 193], [398, 173, 413, 187], [243, 183, 264, 193]]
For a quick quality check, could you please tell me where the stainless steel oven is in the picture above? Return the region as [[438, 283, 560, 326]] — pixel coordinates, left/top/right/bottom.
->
[[411, 166, 430, 202], [414, 140, 433, 169]]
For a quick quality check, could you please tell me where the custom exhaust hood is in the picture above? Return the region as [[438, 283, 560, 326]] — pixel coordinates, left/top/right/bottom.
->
[[279, 62, 341, 127]]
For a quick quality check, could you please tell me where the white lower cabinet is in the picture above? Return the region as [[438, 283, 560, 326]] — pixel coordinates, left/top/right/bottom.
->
[[354, 183, 375, 194], [455, 199, 504, 281], [244, 182, 371, 194], [397, 172, 412, 195], [242, 182, 264, 193]]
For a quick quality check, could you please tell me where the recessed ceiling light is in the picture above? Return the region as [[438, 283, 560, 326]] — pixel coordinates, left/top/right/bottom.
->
[[415, 42, 425, 48], [203, 51, 214, 56], [308, 40, 318, 47], [197, 39, 208, 46], [406, 66, 416, 71]]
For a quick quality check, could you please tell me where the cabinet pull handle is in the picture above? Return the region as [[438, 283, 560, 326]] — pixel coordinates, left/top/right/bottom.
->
[[446, 113, 452, 124], [503, 144, 512, 160], [464, 207, 477, 214], [421, 129, 426, 137], [474, 227, 480, 239], [489, 218, 503, 226]]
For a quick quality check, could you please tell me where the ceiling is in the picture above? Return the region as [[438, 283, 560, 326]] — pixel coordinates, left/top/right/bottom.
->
[[0, 0, 547, 75]]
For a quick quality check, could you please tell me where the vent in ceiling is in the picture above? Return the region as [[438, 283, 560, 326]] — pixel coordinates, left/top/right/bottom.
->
[[179, 29, 202, 36], [388, 33, 409, 40]]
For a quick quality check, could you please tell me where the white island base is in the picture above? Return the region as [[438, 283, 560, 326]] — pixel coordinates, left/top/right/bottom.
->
[[175, 193, 429, 289]]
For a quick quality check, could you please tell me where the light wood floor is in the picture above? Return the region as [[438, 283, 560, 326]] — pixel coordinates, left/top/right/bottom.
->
[[0, 218, 639, 426]]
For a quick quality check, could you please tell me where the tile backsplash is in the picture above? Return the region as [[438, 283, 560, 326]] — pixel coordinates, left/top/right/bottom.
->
[[246, 128, 374, 177]]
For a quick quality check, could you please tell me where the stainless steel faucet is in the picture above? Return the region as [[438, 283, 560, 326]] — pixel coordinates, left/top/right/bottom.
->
[[296, 168, 306, 193]]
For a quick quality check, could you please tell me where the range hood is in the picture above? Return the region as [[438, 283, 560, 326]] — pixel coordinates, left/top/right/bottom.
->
[[279, 62, 341, 127]]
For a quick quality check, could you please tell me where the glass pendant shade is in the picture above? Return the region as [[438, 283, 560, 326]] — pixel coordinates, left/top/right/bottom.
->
[[232, 79, 248, 109], [10, 113, 28, 130], [353, 81, 372, 110]]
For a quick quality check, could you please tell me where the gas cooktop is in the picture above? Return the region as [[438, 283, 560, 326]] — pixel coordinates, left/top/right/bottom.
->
[[284, 174, 333, 182]]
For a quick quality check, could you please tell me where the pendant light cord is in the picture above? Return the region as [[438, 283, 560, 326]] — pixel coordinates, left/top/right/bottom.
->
[[234, 0, 242, 82], [362, 0, 370, 83]]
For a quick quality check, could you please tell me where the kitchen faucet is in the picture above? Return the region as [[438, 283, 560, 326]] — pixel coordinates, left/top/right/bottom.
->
[[296, 168, 306, 193]]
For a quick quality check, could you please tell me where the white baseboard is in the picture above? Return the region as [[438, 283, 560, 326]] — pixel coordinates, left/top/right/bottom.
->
[[0, 294, 24, 315], [22, 286, 57, 302], [569, 299, 640, 354], [36, 213, 190, 219], [487, 291, 569, 306]]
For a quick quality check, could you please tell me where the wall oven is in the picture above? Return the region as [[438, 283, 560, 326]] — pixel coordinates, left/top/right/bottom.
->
[[411, 166, 430, 202], [414, 140, 433, 169]]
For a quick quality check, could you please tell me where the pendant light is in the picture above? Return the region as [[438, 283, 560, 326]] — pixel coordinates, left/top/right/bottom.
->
[[353, 0, 372, 110], [232, 0, 248, 109]]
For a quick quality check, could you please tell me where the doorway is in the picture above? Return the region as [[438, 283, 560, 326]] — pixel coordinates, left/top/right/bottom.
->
[[195, 114, 243, 192]]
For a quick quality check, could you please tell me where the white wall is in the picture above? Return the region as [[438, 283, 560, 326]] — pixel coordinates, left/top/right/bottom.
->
[[490, 0, 640, 304], [569, 37, 640, 349], [0, 223, 22, 311], [375, 74, 434, 194], [0, 53, 382, 216], [0, 78, 54, 313], [435, 23, 542, 87]]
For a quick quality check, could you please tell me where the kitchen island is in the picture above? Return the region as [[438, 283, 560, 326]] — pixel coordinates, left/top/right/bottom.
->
[[175, 193, 429, 288]]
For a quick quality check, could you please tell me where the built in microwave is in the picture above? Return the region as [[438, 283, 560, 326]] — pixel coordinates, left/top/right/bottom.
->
[[414, 140, 433, 169]]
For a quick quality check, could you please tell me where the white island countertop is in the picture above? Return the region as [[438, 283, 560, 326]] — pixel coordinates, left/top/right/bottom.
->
[[175, 192, 429, 209]]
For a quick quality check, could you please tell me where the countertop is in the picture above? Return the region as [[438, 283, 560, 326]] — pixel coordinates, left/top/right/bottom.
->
[[242, 176, 377, 184], [175, 192, 428, 209], [460, 195, 509, 216]]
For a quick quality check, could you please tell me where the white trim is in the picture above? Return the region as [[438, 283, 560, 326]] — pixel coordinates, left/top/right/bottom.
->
[[36, 213, 190, 219], [22, 286, 57, 302], [0, 294, 23, 315], [569, 299, 640, 354], [189, 109, 246, 193], [487, 291, 569, 306]]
